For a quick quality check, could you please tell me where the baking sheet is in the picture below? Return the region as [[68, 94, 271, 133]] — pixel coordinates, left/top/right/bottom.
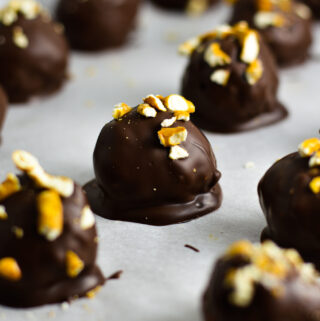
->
[[0, 1, 320, 320]]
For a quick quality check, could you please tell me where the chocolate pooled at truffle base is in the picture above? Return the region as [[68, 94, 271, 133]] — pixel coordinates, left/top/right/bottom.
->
[[203, 240, 320, 321], [0, 151, 104, 308], [180, 22, 287, 133], [228, 0, 313, 67], [259, 137, 320, 269], [56, 0, 140, 51], [150, 0, 218, 14], [84, 94, 222, 226], [0, 0, 69, 103], [0, 87, 7, 143]]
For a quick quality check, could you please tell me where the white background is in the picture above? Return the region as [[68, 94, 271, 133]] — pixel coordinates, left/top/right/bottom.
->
[[0, 1, 319, 320]]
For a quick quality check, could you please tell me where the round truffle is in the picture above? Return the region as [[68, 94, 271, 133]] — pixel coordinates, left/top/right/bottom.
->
[[0, 0, 69, 104], [0, 151, 104, 307], [56, 0, 140, 51], [180, 22, 287, 133], [150, 0, 217, 14], [301, 0, 320, 18], [84, 94, 222, 226], [0, 87, 7, 142], [259, 137, 320, 269], [203, 240, 320, 321], [228, 0, 313, 67]]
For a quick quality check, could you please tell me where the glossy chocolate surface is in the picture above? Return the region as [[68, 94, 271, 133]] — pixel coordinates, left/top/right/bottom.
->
[[229, 0, 313, 66], [0, 87, 7, 142], [0, 14, 69, 103], [56, 0, 140, 51], [181, 33, 287, 133], [84, 107, 222, 225], [203, 242, 320, 321], [150, 0, 217, 10], [259, 152, 320, 268], [0, 175, 104, 307]]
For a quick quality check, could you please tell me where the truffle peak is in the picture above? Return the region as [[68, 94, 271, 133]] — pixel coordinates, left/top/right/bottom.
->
[[224, 240, 318, 307], [0, 0, 43, 26]]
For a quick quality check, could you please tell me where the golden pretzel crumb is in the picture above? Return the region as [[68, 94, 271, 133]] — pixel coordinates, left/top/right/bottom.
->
[[309, 151, 320, 167], [163, 95, 195, 113], [137, 104, 157, 118], [80, 205, 95, 230], [178, 37, 201, 56], [0, 173, 21, 202], [86, 286, 101, 299], [66, 251, 84, 278], [12, 226, 24, 239], [298, 138, 320, 157], [174, 111, 190, 121], [0, 257, 22, 281], [12, 150, 74, 197], [310, 177, 320, 194], [12, 26, 29, 48], [37, 190, 63, 241], [143, 95, 166, 111], [246, 59, 263, 85], [204, 43, 231, 67], [210, 69, 231, 86], [161, 117, 176, 128], [0, 205, 8, 220], [112, 103, 132, 120], [254, 12, 285, 29], [158, 127, 188, 147], [240, 30, 260, 64], [169, 146, 189, 160]]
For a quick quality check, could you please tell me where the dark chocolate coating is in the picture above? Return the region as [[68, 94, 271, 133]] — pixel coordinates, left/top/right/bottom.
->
[[0, 87, 7, 142], [229, 0, 313, 66], [0, 175, 104, 308], [203, 254, 320, 321], [56, 0, 140, 51], [259, 152, 320, 269], [302, 0, 320, 18], [181, 34, 287, 133], [150, 0, 217, 10], [0, 14, 69, 103], [84, 108, 222, 225]]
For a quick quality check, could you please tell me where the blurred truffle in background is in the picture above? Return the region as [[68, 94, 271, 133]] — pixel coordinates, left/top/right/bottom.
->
[[56, 0, 140, 51], [0, 0, 69, 103], [180, 22, 287, 133], [227, 0, 313, 67]]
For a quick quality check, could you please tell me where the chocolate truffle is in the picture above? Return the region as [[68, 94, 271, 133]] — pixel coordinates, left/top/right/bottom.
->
[[0, 150, 104, 307], [0, 0, 69, 103], [150, 0, 217, 14], [259, 137, 320, 269], [180, 22, 287, 133], [84, 94, 222, 226], [56, 0, 140, 51], [301, 0, 320, 18], [227, 0, 313, 66], [203, 240, 320, 321], [0, 87, 7, 142]]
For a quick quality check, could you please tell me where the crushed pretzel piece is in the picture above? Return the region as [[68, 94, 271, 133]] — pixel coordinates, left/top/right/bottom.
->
[[161, 117, 176, 128], [204, 43, 231, 67], [66, 251, 84, 278], [295, 3, 311, 19], [37, 190, 63, 241], [246, 59, 263, 85], [227, 240, 255, 258], [158, 127, 188, 147], [0, 205, 8, 220], [12, 150, 74, 197], [137, 104, 157, 118], [0, 257, 21, 281], [86, 286, 101, 299], [210, 69, 230, 86], [169, 146, 189, 160], [174, 111, 190, 121], [178, 37, 201, 56], [309, 151, 320, 168], [0, 173, 21, 202], [12, 226, 23, 239], [12, 26, 29, 48], [310, 177, 320, 194], [254, 11, 285, 29], [298, 138, 320, 157], [143, 95, 166, 111], [80, 205, 95, 230], [240, 30, 260, 63], [163, 95, 195, 113], [112, 103, 132, 120]]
